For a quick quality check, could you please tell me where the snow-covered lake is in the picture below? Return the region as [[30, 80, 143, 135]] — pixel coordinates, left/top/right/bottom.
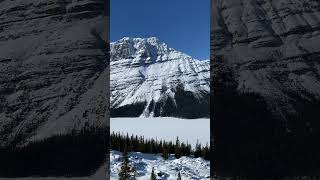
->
[[111, 117, 210, 147]]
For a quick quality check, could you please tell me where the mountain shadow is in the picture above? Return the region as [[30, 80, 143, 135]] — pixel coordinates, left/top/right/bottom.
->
[[212, 57, 320, 178], [111, 82, 209, 119], [0, 125, 107, 177], [111, 102, 147, 117], [153, 81, 209, 118]]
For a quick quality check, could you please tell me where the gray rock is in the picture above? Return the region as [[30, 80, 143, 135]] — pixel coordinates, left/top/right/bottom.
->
[[0, 0, 109, 147], [212, 0, 320, 124]]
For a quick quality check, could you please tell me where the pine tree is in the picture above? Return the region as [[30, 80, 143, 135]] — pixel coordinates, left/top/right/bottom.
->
[[118, 146, 130, 180], [177, 171, 182, 180], [202, 143, 210, 160], [119, 146, 136, 180], [186, 142, 192, 156], [150, 167, 157, 180], [175, 136, 181, 159], [162, 147, 169, 160], [194, 140, 202, 158]]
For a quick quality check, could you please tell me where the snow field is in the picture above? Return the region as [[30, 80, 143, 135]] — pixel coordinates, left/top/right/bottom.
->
[[110, 150, 210, 180]]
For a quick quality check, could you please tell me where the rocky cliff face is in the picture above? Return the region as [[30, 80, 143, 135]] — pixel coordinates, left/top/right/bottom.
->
[[0, 0, 109, 147], [212, 0, 320, 126], [212, 0, 320, 177], [111, 37, 209, 118]]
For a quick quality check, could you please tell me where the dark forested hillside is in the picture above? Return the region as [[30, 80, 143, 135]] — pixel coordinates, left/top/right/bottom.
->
[[0, 126, 107, 177], [211, 0, 320, 177]]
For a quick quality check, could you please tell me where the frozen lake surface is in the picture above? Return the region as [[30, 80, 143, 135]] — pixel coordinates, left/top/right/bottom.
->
[[111, 117, 210, 147]]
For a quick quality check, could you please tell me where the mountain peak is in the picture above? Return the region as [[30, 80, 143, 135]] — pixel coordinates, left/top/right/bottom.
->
[[115, 37, 160, 43], [110, 37, 210, 118], [145, 37, 160, 44], [110, 37, 192, 64]]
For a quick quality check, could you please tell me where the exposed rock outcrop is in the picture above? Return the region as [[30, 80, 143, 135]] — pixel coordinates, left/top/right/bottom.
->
[[0, 0, 109, 147], [212, 0, 320, 131], [212, 0, 320, 177]]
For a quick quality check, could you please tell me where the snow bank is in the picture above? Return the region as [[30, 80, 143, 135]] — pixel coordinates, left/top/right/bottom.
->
[[110, 150, 210, 180]]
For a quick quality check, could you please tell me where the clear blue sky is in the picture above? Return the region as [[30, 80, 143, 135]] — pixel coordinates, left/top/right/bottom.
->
[[110, 0, 210, 60]]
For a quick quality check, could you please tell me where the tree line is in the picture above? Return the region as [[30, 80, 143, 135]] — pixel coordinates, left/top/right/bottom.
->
[[0, 125, 107, 177], [110, 132, 210, 160]]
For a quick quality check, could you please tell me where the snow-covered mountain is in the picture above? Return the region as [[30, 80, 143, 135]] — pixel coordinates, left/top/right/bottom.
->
[[110, 37, 210, 119]]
